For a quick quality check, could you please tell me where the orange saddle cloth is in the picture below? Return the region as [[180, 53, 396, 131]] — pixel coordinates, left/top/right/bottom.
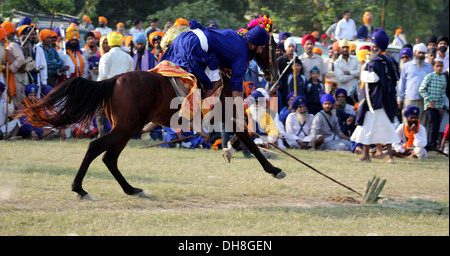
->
[[148, 60, 222, 120]]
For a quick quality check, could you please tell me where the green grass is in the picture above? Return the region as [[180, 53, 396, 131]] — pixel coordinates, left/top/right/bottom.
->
[[1, 139, 448, 236]]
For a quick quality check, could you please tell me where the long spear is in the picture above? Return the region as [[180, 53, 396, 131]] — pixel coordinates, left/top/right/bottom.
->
[[141, 134, 199, 149], [233, 118, 362, 196]]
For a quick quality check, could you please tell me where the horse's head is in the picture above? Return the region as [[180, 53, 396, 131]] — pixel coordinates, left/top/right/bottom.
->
[[254, 34, 279, 84]]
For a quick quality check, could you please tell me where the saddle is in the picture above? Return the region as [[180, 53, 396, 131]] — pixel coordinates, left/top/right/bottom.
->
[[149, 60, 222, 120]]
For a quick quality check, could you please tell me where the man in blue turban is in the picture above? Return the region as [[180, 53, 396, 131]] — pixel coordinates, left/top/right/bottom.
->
[[160, 20, 269, 100], [310, 94, 351, 151], [392, 105, 428, 159], [284, 95, 315, 148], [132, 33, 155, 71], [351, 28, 400, 163]]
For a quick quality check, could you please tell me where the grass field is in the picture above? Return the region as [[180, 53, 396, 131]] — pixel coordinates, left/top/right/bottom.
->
[[1, 138, 448, 236]]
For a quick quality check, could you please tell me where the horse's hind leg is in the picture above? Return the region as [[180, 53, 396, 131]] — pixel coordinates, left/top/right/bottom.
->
[[72, 136, 112, 199], [102, 140, 144, 196]]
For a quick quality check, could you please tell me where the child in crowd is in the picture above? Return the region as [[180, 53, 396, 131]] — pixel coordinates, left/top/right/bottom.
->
[[418, 57, 447, 148], [304, 66, 325, 115]]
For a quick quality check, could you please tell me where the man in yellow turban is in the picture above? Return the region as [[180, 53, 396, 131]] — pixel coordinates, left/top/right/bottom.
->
[[95, 16, 112, 37], [97, 32, 133, 81]]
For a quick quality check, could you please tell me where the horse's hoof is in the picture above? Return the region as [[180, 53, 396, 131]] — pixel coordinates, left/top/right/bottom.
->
[[270, 167, 286, 179], [222, 149, 233, 163], [137, 191, 150, 199], [78, 193, 92, 200], [126, 187, 143, 196]]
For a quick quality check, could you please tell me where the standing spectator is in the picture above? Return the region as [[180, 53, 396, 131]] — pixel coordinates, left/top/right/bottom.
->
[[357, 10, 374, 40], [39, 29, 63, 87], [399, 47, 413, 72], [393, 105, 428, 159], [320, 34, 330, 49], [0, 81, 21, 140], [325, 16, 340, 42], [392, 29, 407, 47], [285, 95, 314, 148], [304, 66, 325, 115], [397, 43, 433, 124], [425, 35, 437, 50], [82, 31, 100, 81], [148, 31, 165, 62], [116, 22, 127, 35], [335, 11, 357, 41], [278, 32, 292, 44], [2, 21, 27, 104], [300, 34, 327, 82], [286, 56, 306, 97], [436, 36, 449, 71], [79, 15, 95, 33], [97, 32, 133, 81], [132, 33, 155, 71], [58, 26, 88, 82], [129, 19, 144, 36], [95, 16, 113, 37], [310, 94, 351, 151], [334, 39, 360, 101], [419, 57, 447, 148], [426, 48, 437, 65], [324, 41, 340, 94], [351, 28, 400, 163], [275, 37, 296, 105]]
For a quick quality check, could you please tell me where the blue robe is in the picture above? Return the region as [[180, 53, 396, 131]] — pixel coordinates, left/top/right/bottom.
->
[[160, 21, 251, 92], [356, 54, 398, 126]]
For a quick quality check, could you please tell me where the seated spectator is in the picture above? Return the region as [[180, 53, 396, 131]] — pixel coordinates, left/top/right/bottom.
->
[[279, 92, 295, 124], [334, 88, 355, 115], [310, 94, 351, 151], [284, 96, 314, 149], [0, 82, 21, 140], [160, 127, 208, 149], [393, 105, 428, 159], [304, 66, 325, 115], [18, 84, 56, 140], [246, 90, 279, 148]]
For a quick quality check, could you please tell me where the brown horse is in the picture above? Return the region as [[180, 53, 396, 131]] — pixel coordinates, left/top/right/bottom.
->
[[18, 35, 284, 199]]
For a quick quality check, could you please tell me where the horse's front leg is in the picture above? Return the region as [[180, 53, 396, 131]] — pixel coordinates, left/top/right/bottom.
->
[[233, 131, 286, 179]]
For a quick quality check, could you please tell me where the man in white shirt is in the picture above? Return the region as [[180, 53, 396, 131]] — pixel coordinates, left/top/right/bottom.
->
[[393, 105, 428, 159], [335, 11, 357, 41], [285, 95, 314, 148], [299, 34, 328, 82], [129, 19, 144, 36], [95, 16, 113, 37], [334, 39, 360, 94], [97, 32, 133, 81]]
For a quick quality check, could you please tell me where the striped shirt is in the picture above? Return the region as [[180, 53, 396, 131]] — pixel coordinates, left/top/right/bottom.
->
[[418, 71, 447, 110]]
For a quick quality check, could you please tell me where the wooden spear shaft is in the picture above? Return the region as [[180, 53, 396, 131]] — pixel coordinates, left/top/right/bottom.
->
[[233, 118, 362, 196]]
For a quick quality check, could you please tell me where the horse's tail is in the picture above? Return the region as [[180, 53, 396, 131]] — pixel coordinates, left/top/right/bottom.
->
[[16, 76, 118, 129]]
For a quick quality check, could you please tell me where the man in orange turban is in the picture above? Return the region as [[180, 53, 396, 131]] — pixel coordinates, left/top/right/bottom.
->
[[148, 31, 165, 61], [392, 28, 407, 47], [95, 16, 112, 37]]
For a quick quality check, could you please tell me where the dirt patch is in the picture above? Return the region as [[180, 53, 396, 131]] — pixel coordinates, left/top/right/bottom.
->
[[326, 196, 361, 204]]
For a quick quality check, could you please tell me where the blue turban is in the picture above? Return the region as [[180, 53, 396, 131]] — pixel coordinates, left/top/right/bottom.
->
[[404, 105, 420, 119], [371, 28, 389, 51], [25, 84, 38, 96], [0, 82, 5, 94], [320, 93, 335, 105], [88, 56, 100, 69], [286, 91, 295, 103], [245, 26, 269, 46], [133, 33, 146, 44], [250, 89, 265, 100], [310, 65, 320, 74], [41, 85, 53, 96], [291, 95, 306, 110], [399, 47, 413, 59], [278, 32, 291, 42], [18, 17, 32, 27], [335, 88, 347, 98], [53, 27, 61, 37]]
